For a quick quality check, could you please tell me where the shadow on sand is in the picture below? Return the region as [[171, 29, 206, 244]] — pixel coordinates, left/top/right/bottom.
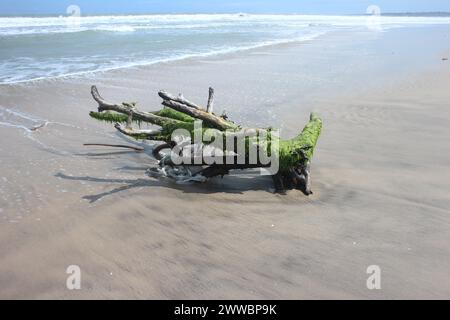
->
[[55, 171, 274, 203]]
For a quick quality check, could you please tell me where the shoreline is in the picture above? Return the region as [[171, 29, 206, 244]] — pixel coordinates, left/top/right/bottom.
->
[[1, 25, 450, 299], [1, 22, 448, 87], [0, 29, 331, 86]]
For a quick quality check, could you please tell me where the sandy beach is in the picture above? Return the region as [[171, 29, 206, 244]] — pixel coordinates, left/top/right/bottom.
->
[[1, 25, 450, 299]]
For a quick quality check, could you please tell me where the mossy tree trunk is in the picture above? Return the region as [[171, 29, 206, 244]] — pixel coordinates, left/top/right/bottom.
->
[[89, 86, 322, 194]]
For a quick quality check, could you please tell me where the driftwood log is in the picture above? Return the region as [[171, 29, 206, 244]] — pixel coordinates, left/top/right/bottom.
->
[[89, 86, 322, 194]]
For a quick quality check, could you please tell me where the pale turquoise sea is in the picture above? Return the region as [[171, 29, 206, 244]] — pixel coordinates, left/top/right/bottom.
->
[[1, 14, 450, 84]]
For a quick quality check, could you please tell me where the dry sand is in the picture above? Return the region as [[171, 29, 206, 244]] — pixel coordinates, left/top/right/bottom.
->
[[0, 26, 449, 299]]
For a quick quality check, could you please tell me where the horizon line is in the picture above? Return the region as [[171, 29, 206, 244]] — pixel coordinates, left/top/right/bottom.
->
[[1, 11, 450, 18]]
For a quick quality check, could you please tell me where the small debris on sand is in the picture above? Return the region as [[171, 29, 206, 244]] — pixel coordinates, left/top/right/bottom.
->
[[30, 122, 47, 131]]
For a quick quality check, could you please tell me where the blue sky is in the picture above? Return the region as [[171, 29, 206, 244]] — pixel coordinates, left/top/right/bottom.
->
[[1, 0, 450, 15]]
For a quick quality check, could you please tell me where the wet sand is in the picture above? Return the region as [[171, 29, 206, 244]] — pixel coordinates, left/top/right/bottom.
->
[[0, 26, 450, 299]]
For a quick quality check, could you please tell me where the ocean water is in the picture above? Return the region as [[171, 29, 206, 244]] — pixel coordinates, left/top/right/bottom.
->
[[1, 14, 450, 84]]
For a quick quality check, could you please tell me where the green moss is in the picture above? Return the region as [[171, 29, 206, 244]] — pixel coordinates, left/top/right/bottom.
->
[[90, 106, 322, 172], [89, 111, 148, 127], [152, 108, 195, 123], [278, 113, 322, 172], [89, 111, 129, 123]]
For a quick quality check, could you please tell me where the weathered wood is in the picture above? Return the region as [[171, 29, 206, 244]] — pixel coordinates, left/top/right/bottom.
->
[[158, 90, 203, 110], [152, 142, 175, 160], [126, 110, 133, 129], [89, 85, 322, 195], [294, 162, 312, 195], [83, 143, 144, 152], [91, 86, 175, 128], [272, 173, 286, 193], [161, 99, 237, 131], [206, 87, 214, 114], [114, 123, 164, 140]]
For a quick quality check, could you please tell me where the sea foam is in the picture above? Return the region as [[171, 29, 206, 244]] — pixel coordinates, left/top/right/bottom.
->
[[1, 14, 450, 84]]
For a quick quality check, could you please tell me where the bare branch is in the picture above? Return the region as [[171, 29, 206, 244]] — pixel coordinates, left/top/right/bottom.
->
[[158, 90, 203, 110], [162, 99, 237, 131], [114, 123, 165, 140], [83, 143, 144, 152], [91, 85, 120, 110], [206, 87, 214, 114], [91, 86, 177, 127]]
